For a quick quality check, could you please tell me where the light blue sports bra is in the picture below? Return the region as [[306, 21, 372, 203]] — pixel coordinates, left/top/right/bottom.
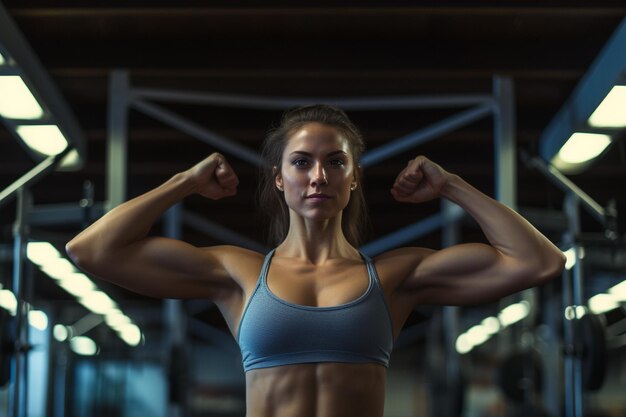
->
[[237, 249, 394, 372]]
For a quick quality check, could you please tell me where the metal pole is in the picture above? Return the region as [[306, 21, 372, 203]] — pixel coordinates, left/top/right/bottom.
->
[[9, 188, 32, 417], [522, 154, 606, 225], [359, 204, 464, 257], [442, 199, 462, 417], [0, 149, 71, 209], [360, 102, 494, 167], [493, 75, 520, 353], [563, 193, 584, 417], [183, 210, 268, 253], [164, 203, 186, 417], [107, 70, 130, 211], [562, 263, 575, 417], [132, 88, 494, 110], [131, 99, 263, 166], [52, 344, 69, 417], [493, 76, 517, 209], [542, 274, 564, 417], [496, 76, 542, 406]]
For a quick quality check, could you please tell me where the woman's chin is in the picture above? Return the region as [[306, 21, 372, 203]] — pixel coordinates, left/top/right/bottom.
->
[[298, 208, 341, 223]]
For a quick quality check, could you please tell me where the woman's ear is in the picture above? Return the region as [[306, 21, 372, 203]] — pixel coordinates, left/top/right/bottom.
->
[[273, 166, 284, 191], [351, 164, 362, 191]]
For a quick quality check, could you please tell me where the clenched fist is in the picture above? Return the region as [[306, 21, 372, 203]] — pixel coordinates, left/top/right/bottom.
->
[[185, 153, 239, 200], [391, 156, 452, 203]]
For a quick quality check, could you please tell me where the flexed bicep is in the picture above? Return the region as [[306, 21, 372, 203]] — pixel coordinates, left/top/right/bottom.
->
[[393, 167, 565, 306], [65, 153, 246, 299], [399, 243, 539, 306], [68, 238, 238, 299]]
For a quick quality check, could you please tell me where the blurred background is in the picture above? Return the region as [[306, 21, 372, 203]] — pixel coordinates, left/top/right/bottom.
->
[[0, 2, 625, 417]]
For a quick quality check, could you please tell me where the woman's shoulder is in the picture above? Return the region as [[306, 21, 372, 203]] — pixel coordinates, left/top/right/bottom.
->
[[371, 246, 436, 288], [199, 245, 267, 282]]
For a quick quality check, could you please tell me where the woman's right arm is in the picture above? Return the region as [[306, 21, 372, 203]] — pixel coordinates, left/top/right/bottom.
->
[[65, 153, 245, 300]]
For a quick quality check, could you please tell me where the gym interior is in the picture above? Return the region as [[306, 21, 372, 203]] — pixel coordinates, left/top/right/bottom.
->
[[0, 3, 625, 417]]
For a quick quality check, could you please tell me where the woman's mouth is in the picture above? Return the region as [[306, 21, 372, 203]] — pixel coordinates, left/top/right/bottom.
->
[[306, 193, 331, 202]]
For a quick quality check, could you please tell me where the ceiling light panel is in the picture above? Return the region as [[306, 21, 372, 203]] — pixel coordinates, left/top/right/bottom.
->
[[16, 125, 68, 156], [0, 75, 44, 119], [588, 85, 626, 128]]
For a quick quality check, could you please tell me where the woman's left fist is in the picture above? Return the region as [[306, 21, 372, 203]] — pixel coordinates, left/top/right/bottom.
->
[[391, 156, 452, 203]]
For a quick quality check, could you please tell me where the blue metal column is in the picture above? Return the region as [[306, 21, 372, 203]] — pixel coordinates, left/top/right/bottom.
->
[[541, 280, 564, 417], [9, 188, 32, 417], [521, 153, 613, 417], [107, 70, 130, 211], [563, 193, 584, 417], [361, 103, 494, 167], [493, 76, 520, 354], [442, 199, 462, 417], [164, 203, 186, 417], [131, 99, 262, 167], [493, 76, 516, 209]]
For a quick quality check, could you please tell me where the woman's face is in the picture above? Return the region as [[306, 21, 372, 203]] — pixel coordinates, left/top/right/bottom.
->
[[275, 123, 357, 221]]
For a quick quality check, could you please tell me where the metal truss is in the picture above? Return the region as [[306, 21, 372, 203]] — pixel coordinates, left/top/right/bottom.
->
[[107, 70, 516, 256]]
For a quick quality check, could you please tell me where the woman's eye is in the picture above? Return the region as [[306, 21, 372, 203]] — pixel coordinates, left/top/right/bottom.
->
[[329, 159, 345, 166], [292, 159, 309, 167]]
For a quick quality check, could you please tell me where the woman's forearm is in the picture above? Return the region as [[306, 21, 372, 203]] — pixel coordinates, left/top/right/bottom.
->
[[67, 172, 196, 260], [441, 174, 565, 276]]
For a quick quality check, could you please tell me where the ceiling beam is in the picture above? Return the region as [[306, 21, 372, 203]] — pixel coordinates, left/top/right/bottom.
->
[[8, 7, 626, 18]]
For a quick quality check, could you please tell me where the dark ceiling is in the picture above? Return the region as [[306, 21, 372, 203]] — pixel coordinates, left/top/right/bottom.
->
[[1, 2, 625, 341]]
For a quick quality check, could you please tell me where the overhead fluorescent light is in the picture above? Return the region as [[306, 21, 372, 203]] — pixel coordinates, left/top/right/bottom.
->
[[58, 274, 97, 298], [608, 280, 626, 301], [498, 301, 530, 327], [0, 289, 17, 315], [589, 85, 626, 128], [0, 75, 44, 119], [455, 334, 473, 354], [27, 241, 61, 265], [118, 323, 142, 346], [53, 325, 69, 342], [1, 4, 86, 170], [29, 310, 48, 330], [16, 125, 69, 156], [557, 133, 612, 164], [70, 336, 98, 356], [59, 148, 80, 169], [466, 325, 489, 346], [104, 309, 131, 329], [40, 258, 77, 278], [78, 290, 117, 315], [564, 305, 587, 320], [551, 132, 612, 173], [481, 316, 501, 334], [27, 241, 144, 346], [588, 293, 620, 314], [563, 248, 577, 270]]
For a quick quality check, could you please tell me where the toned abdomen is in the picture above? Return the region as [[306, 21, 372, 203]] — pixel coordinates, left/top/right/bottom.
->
[[245, 362, 386, 417]]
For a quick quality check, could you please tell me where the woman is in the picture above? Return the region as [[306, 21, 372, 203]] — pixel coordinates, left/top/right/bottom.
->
[[66, 104, 566, 417]]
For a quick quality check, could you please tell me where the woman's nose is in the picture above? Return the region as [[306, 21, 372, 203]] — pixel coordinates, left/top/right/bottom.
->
[[311, 164, 328, 186]]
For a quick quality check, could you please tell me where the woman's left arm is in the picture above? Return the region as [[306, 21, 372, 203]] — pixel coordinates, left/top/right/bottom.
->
[[392, 156, 566, 306]]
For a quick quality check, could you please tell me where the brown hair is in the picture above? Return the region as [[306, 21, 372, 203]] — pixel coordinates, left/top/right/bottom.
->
[[257, 104, 369, 247]]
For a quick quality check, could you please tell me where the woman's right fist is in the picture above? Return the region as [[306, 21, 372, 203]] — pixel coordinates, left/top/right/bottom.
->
[[185, 153, 239, 200]]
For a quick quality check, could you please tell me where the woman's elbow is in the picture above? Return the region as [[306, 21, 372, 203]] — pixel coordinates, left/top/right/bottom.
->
[[65, 239, 95, 270], [536, 249, 567, 283], [66, 240, 81, 263]]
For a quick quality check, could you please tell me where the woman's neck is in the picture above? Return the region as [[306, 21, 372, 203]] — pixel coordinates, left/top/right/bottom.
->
[[277, 213, 359, 264]]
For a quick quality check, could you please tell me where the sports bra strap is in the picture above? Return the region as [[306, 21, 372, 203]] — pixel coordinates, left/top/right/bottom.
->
[[259, 248, 276, 283]]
